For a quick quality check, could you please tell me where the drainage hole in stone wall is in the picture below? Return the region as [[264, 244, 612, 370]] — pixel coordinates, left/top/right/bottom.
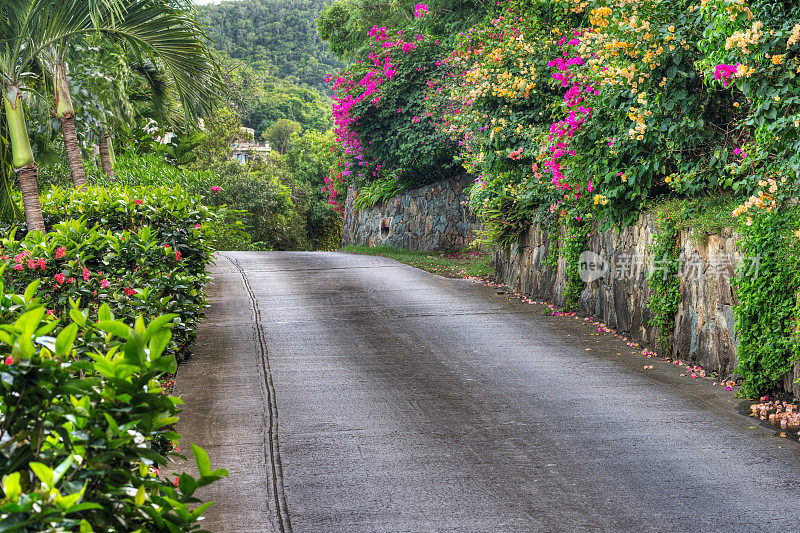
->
[[380, 218, 392, 240]]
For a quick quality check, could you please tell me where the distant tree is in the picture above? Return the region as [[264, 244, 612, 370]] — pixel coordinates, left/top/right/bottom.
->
[[197, 0, 344, 94], [218, 56, 332, 135], [194, 107, 249, 167], [266, 119, 302, 155]]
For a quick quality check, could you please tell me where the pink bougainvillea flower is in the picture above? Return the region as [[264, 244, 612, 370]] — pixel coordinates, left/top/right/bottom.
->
[[713, 63, 738, 87], [414, 2, 428, 18], [210, 186, 222, 193]]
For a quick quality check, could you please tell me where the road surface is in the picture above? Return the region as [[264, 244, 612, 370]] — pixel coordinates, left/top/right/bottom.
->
[[176, 251, 800, 532]]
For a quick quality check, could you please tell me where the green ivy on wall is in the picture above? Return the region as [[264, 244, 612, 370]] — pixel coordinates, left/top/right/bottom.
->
[[561, 219, 589, 312], [647, 209, 683, 355], [734, 208, 800, 398]]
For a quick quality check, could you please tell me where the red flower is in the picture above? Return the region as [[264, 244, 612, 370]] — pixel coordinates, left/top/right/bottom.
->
[[101, 279, 110, 288], [124, 288, 137, 296], [175, 251, 182, 261], [55, 247, 66, 259], [4, 355, 12, 365], [82, 267, 91, 281], [134, 199, 144, 205], [54, 273, 66, 284]]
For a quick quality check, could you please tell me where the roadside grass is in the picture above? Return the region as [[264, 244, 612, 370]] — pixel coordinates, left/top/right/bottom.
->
[[342, 245, 495, 280]]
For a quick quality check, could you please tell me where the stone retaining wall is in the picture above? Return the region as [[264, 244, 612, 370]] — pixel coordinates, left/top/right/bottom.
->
[[342, 174, 480, 251], [495, 214, 758, 386]]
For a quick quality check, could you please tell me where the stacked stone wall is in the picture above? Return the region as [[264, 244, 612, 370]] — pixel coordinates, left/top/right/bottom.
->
[[495, 215, 756, 385], [342, 174, 480, 251]]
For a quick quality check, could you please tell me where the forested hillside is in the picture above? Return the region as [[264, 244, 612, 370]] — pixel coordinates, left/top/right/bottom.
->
[[197, 0, 343, 94]]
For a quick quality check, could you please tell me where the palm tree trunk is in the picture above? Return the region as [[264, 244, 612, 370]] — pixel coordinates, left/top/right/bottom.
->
[[99, 132, 115, 179], [18, 164, 45, 232], [54, 61, 87, 189], [3, 84, 45, 232]]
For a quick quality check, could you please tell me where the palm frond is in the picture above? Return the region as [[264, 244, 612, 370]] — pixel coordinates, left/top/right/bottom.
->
[[97, 0, 223, 123]]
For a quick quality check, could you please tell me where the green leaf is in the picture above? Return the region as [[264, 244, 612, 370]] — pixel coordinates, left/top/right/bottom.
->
[[135, 485, 146, 507], [53, 456, 74, 485], [69, 307, 87, 327], [191, 444, 211, 477], [1, 473, 21, 501], [95, 320, 131, 339], [190, 500, 215, 522], [29, 462, 54, 489], [55, 323, 79, 356], [66, 503, 104, 515], [154, 416, 179, 429], [143, 314, 178, 342], [98, 303, 113, 322], [178, 473, 196, 496]]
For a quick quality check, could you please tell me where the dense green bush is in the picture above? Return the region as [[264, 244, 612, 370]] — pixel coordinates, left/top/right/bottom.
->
[[353, 177, 400, 209], [0, 284, 227, 531], [4, 186, 219, 362], [0, 186, 226, 531], [734, 206, 800, 397]]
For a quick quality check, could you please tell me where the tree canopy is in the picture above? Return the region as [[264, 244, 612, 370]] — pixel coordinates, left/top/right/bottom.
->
[[197, 0, 344, 94]]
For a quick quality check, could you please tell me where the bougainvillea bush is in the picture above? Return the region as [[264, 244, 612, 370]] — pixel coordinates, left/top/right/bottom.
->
[[325, 2, 466, 208]]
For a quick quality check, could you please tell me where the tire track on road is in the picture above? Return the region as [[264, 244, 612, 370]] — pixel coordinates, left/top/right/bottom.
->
[[225, 253, 292, 533]]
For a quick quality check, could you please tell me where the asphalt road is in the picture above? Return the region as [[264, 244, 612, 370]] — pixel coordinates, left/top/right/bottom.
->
[[176, 251, 800, 533]]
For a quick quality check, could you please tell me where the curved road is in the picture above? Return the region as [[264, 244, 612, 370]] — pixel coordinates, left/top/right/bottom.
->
[[176, 251, 800, 532]]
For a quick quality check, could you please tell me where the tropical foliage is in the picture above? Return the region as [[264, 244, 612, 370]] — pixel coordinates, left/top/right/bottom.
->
[[0, 185, 226, 530], [197, 0, 344, 94], [321, 0, 800, 396]]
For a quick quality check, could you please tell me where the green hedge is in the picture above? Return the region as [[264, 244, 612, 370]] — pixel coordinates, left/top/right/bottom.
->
[[0, 186, 227, 531]]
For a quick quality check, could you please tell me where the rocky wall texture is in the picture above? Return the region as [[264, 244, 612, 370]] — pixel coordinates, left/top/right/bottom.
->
[[495, 214, 746, 382], [342, 174, 480, 251]]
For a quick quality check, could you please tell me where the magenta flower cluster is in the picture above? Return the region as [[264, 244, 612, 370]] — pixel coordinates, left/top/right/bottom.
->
[[327, 24, 423, 207], [415, 3, 429, 19], [544, 31, 593, 194], [714, 63, 739, 87]]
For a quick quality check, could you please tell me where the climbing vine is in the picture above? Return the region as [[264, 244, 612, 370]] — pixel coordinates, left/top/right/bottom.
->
[[647, 209, 682, 354], [544, 223, 560, 268], [733, 207, 800, 398], [561, 219, 589, 312]]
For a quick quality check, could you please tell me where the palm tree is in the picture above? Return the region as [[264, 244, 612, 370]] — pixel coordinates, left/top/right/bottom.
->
[[43, 0, 221, 184], [0, 1, 53, 231], [0, 0, 220, 229]]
